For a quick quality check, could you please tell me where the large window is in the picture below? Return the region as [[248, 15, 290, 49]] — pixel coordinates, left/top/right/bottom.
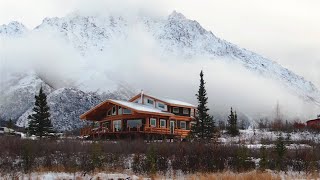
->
[[113, 120, 121, 132], [180, 121, 186, 129], [160, 119, 166, 128], [107, 109, 111, 116], [150, 118, 157, 127], [127, 119, 142, 128], [173, 107, 179, 113], [123, 108, 132, 114], [183, 108, 189, 115]]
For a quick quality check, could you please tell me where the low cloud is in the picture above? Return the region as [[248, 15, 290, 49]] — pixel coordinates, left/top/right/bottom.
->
[[0, 1, 318, 123]]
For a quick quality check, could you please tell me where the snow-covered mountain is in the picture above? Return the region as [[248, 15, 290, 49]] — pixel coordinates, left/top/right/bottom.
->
[[0, 73, 53, 121], [32, 11, 320, 104], [16, 88, 102, 131], [0, 21, 27, 37], [1, 11, 320, 131]]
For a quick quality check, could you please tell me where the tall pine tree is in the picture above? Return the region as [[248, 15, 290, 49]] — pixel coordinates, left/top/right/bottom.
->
[[191, 70, 215, 140], [227, 107, 239, 137], [28, 86, 54, 138]]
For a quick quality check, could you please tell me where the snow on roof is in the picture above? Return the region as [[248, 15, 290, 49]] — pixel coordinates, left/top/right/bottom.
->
[[157, 97, 196, 107], [143, 94, 196, 107], [109, 99, 174, 116]]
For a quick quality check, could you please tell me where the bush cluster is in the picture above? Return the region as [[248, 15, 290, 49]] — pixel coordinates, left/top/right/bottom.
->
[[0, 137, 320, 176]]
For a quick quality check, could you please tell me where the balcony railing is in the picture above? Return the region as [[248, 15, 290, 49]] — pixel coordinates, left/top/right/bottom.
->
[[80, 126, 190, 138]]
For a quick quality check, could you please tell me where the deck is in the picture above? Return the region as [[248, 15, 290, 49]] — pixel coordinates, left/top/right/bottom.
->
[[80, 126, 190, 139]]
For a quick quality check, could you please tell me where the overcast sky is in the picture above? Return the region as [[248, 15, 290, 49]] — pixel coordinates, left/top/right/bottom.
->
[[1, 0, 319, 87]]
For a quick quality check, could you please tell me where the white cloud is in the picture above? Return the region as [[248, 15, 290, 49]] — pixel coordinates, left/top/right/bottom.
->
[[0, 0, 319, 121]]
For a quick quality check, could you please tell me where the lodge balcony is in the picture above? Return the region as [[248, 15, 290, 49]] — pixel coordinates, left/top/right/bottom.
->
[[80, 126, 190, 139]]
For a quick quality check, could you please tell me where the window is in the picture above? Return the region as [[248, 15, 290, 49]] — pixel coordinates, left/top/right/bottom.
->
[[191, 109, 195, 117], [123, 108, 132, 114], [180, 121, 186, 129], [160, 119, 166, 128], [118, 106, 123, 115], [113, 120, 121, 132], [183, 108, 189, 115], [102, 122, 110, 129], [158, 103, 165, 109], [127, 119, 142, 128], [150, 118, 157, 127], [147, 99, 154, 105], [173, 107, 179, 113], [107, 110, 111, 116], [112, 106, 117, 115], [134, 100, 139, 103]]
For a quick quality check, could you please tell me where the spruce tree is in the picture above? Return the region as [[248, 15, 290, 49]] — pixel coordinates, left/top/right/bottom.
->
[[275, 133, 287, 171], [227, 107, 239, 137], [259, 145, 268, 171], [191, 70, 215, 140], [27, 86, 54, 138]]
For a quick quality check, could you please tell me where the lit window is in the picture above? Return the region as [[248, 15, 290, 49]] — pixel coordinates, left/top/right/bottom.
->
[[150, 118, 157, 127], [147, 99, 154, 105], [123, 108, 132, 114], [160, 119, 166, 128], [180, 121, 186, 129], [183, 108, 189, 115], [173, 107, 179, 113]]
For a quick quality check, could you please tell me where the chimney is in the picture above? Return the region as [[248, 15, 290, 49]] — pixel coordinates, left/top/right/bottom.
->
[[140, 90, 144, 104]]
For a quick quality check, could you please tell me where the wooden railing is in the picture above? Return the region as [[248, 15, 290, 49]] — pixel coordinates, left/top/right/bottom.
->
[[80, 126, 190, 138]]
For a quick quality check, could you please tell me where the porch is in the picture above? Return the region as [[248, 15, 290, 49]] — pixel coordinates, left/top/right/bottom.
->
[[80, 125, 191, 139]]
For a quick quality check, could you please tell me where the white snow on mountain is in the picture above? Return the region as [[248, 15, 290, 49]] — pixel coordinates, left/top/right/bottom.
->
[[33, 11, 320, 104], [0, 72, 53, 121], [0, 21, 27, 37], [1, 11, 319, 131]]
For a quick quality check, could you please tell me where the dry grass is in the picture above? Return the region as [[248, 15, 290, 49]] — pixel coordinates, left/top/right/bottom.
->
[[180, 171, 279, 180], [1, 171, 320, 180]]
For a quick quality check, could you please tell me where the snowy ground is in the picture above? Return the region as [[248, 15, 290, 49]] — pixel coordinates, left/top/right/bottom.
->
[[219, 128, 320, 149], [1, 171, 319, 180], [0, 172, 143, 180]]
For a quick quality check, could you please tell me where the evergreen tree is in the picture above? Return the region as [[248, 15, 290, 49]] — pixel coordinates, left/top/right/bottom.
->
[[259, 145, 268, 171], [27, 86, 54, 138], [191, 70, 215, 140], [227, 107, 239, 137], [275, 133, 287, 171]]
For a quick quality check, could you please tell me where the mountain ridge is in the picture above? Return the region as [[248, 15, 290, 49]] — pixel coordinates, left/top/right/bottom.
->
[[1, 11, 319, 131]]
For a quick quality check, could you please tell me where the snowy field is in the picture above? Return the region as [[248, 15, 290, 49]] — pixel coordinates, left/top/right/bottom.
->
[[1, 171, 319, 180], [219, 128, 320, 148]]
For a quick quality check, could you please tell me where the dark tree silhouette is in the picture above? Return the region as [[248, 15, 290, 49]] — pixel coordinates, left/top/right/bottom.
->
[[28, 86, 54, 138]]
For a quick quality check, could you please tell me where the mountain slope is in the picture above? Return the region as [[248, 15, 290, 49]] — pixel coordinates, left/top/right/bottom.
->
[[1, 11, 319, 131], [0, 21, 27, 37], [0, 72, 53, 121], [33, 11, 320, 104]]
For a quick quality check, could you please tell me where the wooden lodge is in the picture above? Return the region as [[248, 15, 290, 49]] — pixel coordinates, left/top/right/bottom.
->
[[80, 92, 196, 139]]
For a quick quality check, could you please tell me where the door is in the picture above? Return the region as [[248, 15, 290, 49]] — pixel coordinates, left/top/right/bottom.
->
[[170, 121, 175, 134]]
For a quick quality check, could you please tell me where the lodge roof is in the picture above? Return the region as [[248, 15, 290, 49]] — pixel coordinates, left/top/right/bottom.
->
[[129, 92, 196, 108], [306, 118, 320, 123], [109, 99, 174, 116], [80, 99, 174, 120]]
